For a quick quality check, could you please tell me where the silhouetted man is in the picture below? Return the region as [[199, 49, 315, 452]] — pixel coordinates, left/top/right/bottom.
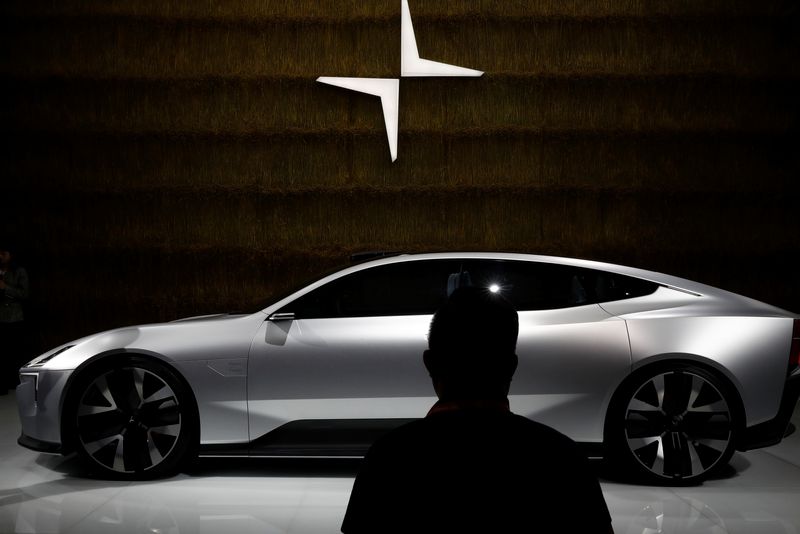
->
[[342, 286, 613, 533]]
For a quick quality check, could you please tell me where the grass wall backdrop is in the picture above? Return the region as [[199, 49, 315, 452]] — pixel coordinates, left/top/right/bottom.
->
[[2, 0, 798, 349]]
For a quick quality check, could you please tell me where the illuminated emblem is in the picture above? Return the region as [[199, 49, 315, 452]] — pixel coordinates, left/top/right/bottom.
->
[[317, 0, 483, 161]]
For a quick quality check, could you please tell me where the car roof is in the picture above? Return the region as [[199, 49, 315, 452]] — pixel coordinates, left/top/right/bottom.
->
[[347, 252, 711, 294], [271, 252, 711, 306], [262, 252, 794, 318]]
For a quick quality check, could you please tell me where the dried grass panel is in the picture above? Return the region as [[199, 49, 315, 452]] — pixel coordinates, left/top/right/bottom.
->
[[9, 131, 796, 194], [32, 246, 345, 316], [401, 76, 797, 132], [417, 18, 798, 78], [9, 127, 797, 198], [407, 132, 798, 193], [4, 17, 796, 79], [9, 133, 353, 191], [9, 77, 796, 135], [1, 18, 399, 79], [27, 246, 349, 347], [17, 190, 796, 258], [7, 78, 357, 133], [644, 250, 800, 314], [2, 0, 794, 21]]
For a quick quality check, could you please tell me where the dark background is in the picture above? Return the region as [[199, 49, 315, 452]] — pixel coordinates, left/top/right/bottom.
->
[[2, 0, 798, 352]]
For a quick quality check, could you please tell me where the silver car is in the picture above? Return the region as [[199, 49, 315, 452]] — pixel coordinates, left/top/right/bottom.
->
[[16, 253, 800, 484]]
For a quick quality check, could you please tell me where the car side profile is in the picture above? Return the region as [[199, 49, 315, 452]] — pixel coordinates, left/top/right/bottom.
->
[[16, 253, 800, 484]]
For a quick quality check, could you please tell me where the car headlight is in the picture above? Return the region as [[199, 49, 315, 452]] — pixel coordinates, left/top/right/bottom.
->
[[25, 345, 74, 368]]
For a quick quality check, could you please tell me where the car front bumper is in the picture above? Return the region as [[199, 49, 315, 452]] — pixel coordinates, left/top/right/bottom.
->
[[16, 368, 74, 454], [739, 367, 800, 451]]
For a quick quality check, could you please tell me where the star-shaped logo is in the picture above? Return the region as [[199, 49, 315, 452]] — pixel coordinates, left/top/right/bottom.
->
[[317, 0, 483, 162]]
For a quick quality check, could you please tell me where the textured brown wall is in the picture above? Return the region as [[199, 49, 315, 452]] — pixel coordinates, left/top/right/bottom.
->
[[2, 1, 798, 349]]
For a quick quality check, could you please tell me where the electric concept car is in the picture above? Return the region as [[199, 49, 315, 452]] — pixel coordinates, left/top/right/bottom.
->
[[16, 253, 800, 483]]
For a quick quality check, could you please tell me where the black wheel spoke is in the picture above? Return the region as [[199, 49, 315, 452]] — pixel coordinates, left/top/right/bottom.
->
[[78, 411, 127, 441], [682, 412, 731, 440], [662, 372, 691, 415], [662, 431, 691, 477], [123, 427, 148, 472], [107, 369, 136, 413], [624, 410, 664, 439], [140, 404, 179, 428]]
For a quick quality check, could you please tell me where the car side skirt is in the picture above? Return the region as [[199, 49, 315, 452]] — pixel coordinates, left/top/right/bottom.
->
[[197, 418, 607, 459]]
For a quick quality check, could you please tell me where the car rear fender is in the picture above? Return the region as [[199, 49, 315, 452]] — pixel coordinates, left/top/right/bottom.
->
[[604, 356, 747, 444], [626, 316, 792, 428]]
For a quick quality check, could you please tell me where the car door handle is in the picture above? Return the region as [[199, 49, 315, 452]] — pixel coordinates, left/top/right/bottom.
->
[[268, 312, 296, 321]]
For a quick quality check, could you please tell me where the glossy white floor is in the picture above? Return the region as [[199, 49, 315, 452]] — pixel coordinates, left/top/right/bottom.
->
[[1, 393, 798, 534]]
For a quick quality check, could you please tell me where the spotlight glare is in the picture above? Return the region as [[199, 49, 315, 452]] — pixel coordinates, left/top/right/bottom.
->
[[489, 284, 500, 293]]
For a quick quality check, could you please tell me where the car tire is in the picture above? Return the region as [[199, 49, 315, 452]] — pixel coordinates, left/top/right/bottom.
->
[[607, 363, 739, 485], [70, 356, 196, 479]]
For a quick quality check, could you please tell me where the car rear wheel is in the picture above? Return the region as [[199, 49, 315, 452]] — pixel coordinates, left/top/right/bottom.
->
[[610, 365, 738, 484], [72, 357, 195, 479]]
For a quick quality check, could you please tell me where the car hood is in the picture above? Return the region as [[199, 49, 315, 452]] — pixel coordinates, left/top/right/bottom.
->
[[170, 313, 249, 323], [35, 312, 266, 371]]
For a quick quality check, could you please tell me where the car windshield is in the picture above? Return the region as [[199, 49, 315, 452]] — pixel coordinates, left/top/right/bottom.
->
[[250, 261, 352, 313]]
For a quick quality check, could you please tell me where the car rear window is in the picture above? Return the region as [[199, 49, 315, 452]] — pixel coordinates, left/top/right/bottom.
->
[[460, 260, 659, 311]]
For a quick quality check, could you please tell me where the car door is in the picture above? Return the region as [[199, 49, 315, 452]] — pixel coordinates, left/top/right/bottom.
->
[[246, 259, 461, 454], [460, 260, 632, 443]]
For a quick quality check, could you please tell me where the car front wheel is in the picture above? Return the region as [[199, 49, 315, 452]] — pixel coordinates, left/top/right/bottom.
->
[[610, 365, 738, 484], [72, 357, 195, 479]]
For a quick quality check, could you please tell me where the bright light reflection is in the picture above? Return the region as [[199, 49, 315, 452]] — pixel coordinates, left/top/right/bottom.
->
[[489, 284, 500, 293]]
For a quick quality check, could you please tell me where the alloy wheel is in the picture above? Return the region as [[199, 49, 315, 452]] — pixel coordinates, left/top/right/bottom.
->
[[624, 370, 733, 480], [76, 366, 182, 474]]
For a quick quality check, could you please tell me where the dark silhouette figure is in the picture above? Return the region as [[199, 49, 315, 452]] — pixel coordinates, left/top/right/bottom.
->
[[0, 241, 30, 394], [342, 286, 613, 533]]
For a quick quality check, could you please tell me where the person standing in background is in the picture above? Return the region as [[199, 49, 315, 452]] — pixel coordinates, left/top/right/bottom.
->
[[0, 241, 30, 394]]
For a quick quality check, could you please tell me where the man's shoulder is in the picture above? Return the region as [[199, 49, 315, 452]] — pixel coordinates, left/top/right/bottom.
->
[[506, 413, 578, 442], [367, 417, 433, 451]]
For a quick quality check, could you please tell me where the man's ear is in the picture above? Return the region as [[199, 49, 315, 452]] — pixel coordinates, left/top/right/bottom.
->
[[423, 349, 437, 377]]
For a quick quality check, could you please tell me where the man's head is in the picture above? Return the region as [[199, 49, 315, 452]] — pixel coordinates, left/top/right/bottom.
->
[[424, 286, 519, 401], [0, 240, 12, 268]]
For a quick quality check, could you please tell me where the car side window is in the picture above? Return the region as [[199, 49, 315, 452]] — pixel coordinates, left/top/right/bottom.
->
[[592, 270, 658, 302], [461, 260, 590, 311], [459, 260, 658, 310], [283, 260, 461, 318]]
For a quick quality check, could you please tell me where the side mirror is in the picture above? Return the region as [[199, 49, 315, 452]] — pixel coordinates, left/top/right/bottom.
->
[[266, 313, 293, 346]]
